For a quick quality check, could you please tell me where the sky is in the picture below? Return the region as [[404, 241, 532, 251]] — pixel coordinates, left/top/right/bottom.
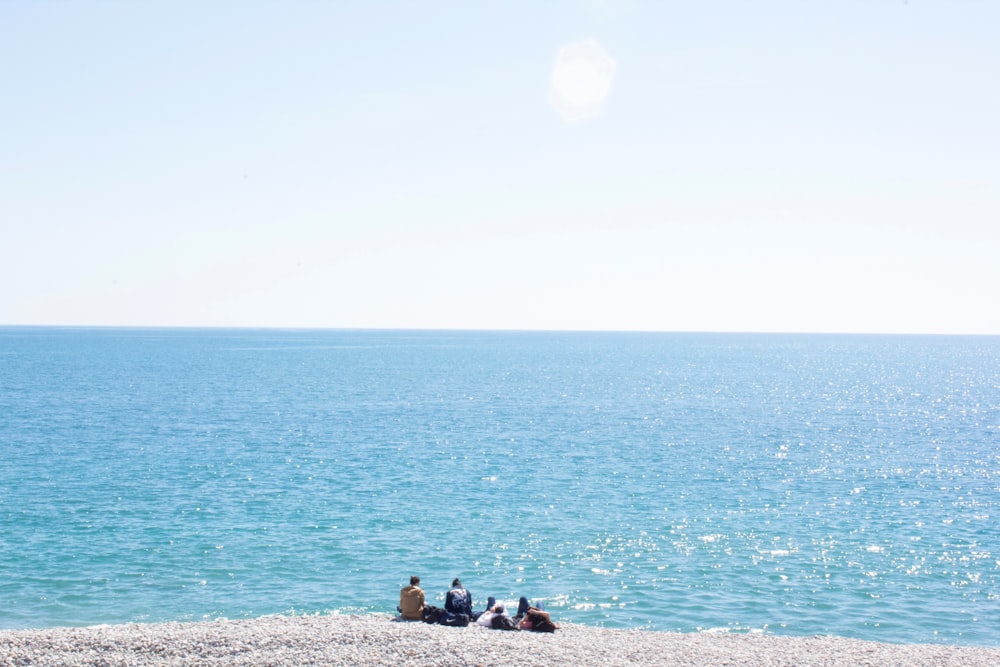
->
[[2, 0, 998, 334]]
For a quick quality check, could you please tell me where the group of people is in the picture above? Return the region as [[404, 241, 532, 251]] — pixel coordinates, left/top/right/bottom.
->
[[398, 576, 558, 632]]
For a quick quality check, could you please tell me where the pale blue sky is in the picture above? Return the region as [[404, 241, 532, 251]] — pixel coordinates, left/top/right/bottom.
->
[[2, 1, 998, 333]]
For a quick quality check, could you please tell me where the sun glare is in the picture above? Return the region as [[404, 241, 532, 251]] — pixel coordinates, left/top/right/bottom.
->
[[549, 39, 616, 122]]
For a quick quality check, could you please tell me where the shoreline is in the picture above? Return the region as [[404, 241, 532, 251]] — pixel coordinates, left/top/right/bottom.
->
[[2, 614, 997, 666]]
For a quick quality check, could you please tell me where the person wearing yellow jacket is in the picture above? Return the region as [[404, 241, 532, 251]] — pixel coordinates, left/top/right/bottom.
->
[[398, 575, 425, 620]]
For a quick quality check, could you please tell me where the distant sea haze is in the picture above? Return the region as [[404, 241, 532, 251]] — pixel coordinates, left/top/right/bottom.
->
[[1, 328, 996, 647]]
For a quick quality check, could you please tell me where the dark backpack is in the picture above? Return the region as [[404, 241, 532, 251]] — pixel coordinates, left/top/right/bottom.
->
[[491, 614, 518, 631], [422, 605, 444, 624]]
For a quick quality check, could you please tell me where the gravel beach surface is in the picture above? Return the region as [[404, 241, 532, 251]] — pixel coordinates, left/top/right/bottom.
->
[[1, 614, 997, 667]]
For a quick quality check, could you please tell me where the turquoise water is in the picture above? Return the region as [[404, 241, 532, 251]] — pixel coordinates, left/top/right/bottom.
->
[[0, 328, 997, 646]]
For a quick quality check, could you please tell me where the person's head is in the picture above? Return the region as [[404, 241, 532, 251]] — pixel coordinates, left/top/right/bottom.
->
[[494, 603, 504, 613], [410, 575, 420, 586], [452, 578, 461, 588]]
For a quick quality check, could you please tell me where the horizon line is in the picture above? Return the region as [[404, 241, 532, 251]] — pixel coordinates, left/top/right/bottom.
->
[[1, 323, 997, 338]]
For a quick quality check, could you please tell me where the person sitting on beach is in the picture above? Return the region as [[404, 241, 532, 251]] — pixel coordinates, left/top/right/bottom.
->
[[398, 575, 425, 621], [445, 578, 474, 619], [514, 596, 558, 633]]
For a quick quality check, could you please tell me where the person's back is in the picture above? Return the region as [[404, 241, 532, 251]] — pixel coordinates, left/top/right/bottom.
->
[[399, 576, 425, 620], [445, 578, 473, 618]]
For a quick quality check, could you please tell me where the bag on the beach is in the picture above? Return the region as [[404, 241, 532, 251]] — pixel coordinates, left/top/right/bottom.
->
[[439, 611, 470, 627], [491, 614, 518, 631], [422, 605, 444, 624]]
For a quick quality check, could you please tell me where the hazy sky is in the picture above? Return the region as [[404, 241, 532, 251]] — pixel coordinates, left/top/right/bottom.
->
[[2, 1, 998, 333]]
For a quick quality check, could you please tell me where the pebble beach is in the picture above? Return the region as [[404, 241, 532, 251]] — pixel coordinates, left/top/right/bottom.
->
[[2, 614, 997, 667]]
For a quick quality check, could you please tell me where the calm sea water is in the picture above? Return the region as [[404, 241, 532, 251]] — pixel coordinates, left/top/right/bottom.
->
[[0, 328, 997, 645]]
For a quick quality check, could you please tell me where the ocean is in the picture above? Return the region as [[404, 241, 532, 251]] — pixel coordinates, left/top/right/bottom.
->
[[0, 327, 996, 646]]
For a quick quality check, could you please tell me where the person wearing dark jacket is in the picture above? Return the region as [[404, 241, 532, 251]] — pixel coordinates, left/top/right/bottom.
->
[[445, 578, 474, 618]]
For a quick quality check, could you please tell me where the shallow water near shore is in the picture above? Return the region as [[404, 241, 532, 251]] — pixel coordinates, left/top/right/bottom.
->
[[1, 328, 997, 646]]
